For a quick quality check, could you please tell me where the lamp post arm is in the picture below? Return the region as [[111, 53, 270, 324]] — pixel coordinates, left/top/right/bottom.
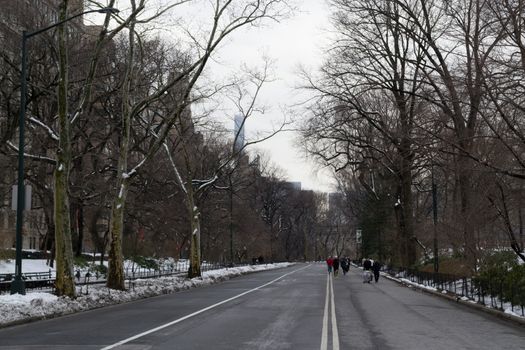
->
[[26, 9, 111, 39]]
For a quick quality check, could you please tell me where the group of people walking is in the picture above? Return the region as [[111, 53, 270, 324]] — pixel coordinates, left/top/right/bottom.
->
[[325, 256, 350, 276], [325, 256, 382, 283], [362, 258, 382, 283]]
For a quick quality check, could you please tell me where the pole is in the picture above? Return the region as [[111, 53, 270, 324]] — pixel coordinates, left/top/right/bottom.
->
[[432, 178, 439, 273], [229, 176, 234, 267], [11, 32, 28, 295]]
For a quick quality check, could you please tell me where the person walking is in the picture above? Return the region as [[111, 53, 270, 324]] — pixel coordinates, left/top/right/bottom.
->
[[333, 256, 340, 277], [363, 258, 372, 283], [340, 257, 349, 275], [326, 256, 334, 274], [372, 260, 382, 283]]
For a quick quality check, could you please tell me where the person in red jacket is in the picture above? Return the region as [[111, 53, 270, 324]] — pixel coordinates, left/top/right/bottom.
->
[[326, 256, 334, 274]]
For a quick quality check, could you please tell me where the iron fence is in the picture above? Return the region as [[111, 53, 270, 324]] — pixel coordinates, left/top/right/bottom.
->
[[384, 267, 525, 317], [0, 261, 251, 294]]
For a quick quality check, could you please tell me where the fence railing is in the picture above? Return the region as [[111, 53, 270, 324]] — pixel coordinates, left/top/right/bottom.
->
[[0, 261, 250, 294], [0, 271, 55, 292], [384, 267, 525, 317]]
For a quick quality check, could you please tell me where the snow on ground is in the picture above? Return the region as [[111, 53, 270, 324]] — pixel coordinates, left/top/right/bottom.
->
[[0, 259, 54, 274], [0, 262, 294, 326], [0, 258, 192, 276]]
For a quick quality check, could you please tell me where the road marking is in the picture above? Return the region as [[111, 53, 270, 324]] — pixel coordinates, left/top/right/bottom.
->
[[330, 274, 340, 350], [100, 265, 311, 350], [320, 274, 329, 350], [320, 273, 340, 350]]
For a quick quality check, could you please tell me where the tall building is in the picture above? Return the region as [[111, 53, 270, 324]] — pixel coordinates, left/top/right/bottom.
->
[[233, 113, 245, 152]]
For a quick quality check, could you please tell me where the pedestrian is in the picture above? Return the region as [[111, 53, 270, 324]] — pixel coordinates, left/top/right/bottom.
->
[[362, 258, 372, 283], [326, 256, 334, 274], [333, 256, 340, 277], [341, 257, 349, 275], [372, 260, 382, 283], [363, 258, 372, 270]]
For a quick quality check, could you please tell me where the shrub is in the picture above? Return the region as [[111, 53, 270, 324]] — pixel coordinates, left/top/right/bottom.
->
[[473, 251, 525, 307], [89, 263, 108, 277], [130, 255, 159, 270], [503, 264, 525, 307], [0, 249, 15, 261], [74, 255, 89, 268]]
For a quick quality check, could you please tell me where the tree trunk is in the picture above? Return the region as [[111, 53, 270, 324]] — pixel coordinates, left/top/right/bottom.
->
[[107, 186, 126, 289], [518, 183, 523, 254], [74, 203, 84, 257], [107, 11, 135, 289], [54, 0, 75, 298], [54, 164, 75, 296], [187, 185, 201, 278], [400, 152, 415, 266], [458, 156, 477, 270]]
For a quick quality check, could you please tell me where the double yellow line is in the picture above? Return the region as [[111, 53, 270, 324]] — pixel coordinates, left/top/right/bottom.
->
[[321, 273, 340, 350]]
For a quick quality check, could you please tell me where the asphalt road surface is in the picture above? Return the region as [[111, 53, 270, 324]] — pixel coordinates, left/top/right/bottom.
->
[[0, 263, 524, 349]]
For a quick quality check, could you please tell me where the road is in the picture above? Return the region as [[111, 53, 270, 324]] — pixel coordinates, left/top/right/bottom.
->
[[0, 263, 523, 349]]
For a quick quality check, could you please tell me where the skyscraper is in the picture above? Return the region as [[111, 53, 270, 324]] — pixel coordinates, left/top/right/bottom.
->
[[234, 113, 245, 152]]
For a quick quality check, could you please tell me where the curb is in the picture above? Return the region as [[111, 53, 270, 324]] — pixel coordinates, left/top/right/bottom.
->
[[382, 273, 525, 327]]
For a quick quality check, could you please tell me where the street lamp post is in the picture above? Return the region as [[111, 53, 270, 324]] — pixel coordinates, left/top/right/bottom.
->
[[432, 170, 439, 273], [11, 7, 118, 295]]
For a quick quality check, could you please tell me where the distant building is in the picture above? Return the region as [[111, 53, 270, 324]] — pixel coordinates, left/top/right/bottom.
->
[[233, 113, 245, 153], [285, 182, 302, 191]]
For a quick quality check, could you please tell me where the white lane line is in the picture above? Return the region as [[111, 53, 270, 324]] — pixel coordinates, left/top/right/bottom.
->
[[101, 265, 311, 350], [320, 273, 330, 350], [330, 274, 340, 350]]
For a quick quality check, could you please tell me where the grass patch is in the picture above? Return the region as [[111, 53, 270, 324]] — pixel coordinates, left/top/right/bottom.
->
[[0, 249, 15, 261]]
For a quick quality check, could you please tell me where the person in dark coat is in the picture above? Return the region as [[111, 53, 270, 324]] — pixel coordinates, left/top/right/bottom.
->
[[333, 256, 340, 277], [340, 257, 349, 275], [372, 260, 382, 283], [363, 258, 372, 271], [362, 258, 373, 283]]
